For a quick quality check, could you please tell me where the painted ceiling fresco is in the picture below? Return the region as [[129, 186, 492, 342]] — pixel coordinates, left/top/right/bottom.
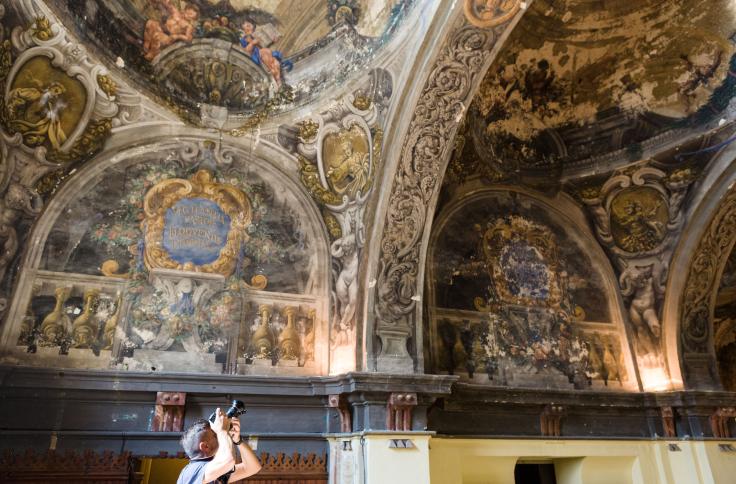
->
[[427, 191, 632, 390], [46, 0, 410, 119], [470, 0, 736, 172]]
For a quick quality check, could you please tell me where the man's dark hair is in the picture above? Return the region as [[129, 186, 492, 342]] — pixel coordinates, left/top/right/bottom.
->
[[180, 419, 211, 459]]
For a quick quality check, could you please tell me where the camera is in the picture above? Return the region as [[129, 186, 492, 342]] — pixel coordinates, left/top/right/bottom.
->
[[208, 399, 246, 424]]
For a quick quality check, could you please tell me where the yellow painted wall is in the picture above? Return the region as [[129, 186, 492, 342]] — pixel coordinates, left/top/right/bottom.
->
[[138, 457, 188, 484], [363, 434, 432, 484], [429, 438, 736, 484]]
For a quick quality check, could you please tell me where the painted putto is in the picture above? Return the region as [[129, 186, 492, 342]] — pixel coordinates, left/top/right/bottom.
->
[[47, 0, 413, 119]]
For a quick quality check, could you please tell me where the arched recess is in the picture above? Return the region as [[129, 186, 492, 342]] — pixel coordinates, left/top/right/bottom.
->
[[361, 0, 530, 373], [662, 140, 736, 390], [0, 128, 332, 376], [425, 186, 639, 391]]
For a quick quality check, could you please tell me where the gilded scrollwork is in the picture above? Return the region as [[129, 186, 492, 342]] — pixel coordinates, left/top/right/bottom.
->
[[478, 216, 563, 308], [31, 16, 52, 42], [143, 169, 252, 277]]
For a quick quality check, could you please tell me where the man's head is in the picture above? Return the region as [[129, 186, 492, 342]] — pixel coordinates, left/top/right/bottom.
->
[[180, 419, 219, 459]]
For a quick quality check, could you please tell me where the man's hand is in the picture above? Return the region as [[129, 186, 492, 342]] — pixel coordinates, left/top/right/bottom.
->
[[228, 416, 262, 481], [212, 408, 230, 435], [229, 417, 241, 442], [203, 409, 236, 482]]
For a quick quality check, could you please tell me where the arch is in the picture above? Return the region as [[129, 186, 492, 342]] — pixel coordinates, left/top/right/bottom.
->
[[662, 140, 736, 389], [361, 1, 529, 373], [1, 126, 332, 375], [424, 185, 639, 390]]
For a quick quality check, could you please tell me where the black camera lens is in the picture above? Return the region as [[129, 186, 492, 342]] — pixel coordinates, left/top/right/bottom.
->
[[226, 400, 246, 418], [209, 400, 246, 423]]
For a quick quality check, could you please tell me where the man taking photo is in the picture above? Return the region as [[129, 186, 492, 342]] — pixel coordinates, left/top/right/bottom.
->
[[177, 407, 262, 484]]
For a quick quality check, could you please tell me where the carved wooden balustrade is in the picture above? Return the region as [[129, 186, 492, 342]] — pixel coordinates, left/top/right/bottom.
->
[[0, 450, 135, 483]]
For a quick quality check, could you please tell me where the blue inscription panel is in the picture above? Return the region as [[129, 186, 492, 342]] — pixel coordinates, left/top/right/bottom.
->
[[163, 198, 231, 266]]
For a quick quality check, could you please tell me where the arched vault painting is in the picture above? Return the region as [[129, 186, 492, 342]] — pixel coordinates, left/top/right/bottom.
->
[[8, 141, 330, 376], [45, 0, 412, 120], [426, 189, 637, 390]]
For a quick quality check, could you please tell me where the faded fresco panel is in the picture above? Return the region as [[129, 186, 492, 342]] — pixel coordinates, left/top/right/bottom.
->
[[428, 192, 631, 390], [8, 148, 325, 376]]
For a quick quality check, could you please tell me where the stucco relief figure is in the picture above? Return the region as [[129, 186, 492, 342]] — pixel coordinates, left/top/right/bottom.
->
[[6, 81, 67, 150], [143, 0, 200, 61], [331, 232, 359, 331], [0, 183, 42, 290], [239, 21, 290, 86], [464, 0, 521, 28], [621, 267, 661, 361]]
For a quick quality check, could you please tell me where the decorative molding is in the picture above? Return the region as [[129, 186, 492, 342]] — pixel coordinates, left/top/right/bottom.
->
[[253, 452, 328, 481], [372, 5, 527, 373], [386, 392, 417, 431], [328, 394, 352, 433], [0, 450, 132, 482], [676, 183, 736, 390], [540, 404, 564, 437], [710, 407, 736, 439], [151, 391, 186, 432], [681, 189, 736, 355]]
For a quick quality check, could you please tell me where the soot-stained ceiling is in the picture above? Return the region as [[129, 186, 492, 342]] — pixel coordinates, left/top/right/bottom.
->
[[465, 0, 736, 176]]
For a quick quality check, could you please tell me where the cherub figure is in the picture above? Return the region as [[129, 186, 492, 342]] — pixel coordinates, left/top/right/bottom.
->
[[143, 0, 200, 61], [238, 21, 291, 86], [331, 232, 359, 331]]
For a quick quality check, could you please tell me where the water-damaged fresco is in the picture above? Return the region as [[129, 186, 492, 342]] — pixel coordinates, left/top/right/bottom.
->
[[427, 191, 634, 390], [6, 144, 327, 375], [46, 0, 412, 119], [472, 0, 736, 171]]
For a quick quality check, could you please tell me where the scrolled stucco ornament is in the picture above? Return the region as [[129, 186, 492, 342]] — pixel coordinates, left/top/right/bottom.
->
[[372, 5, 527, 372], [680, 189, 736, 355], [579, 165, 696, 381], [283, 85, 385, 373]]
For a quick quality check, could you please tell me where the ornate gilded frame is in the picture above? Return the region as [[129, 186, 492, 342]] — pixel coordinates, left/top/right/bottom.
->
[[143, 169, 251, 276]]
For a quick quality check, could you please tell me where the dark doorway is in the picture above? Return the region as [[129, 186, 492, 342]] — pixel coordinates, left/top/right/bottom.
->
[[514, 463, 557, 484]]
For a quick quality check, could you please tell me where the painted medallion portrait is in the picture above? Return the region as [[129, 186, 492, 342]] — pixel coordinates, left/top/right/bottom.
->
[[6, 56, 88, 152]]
